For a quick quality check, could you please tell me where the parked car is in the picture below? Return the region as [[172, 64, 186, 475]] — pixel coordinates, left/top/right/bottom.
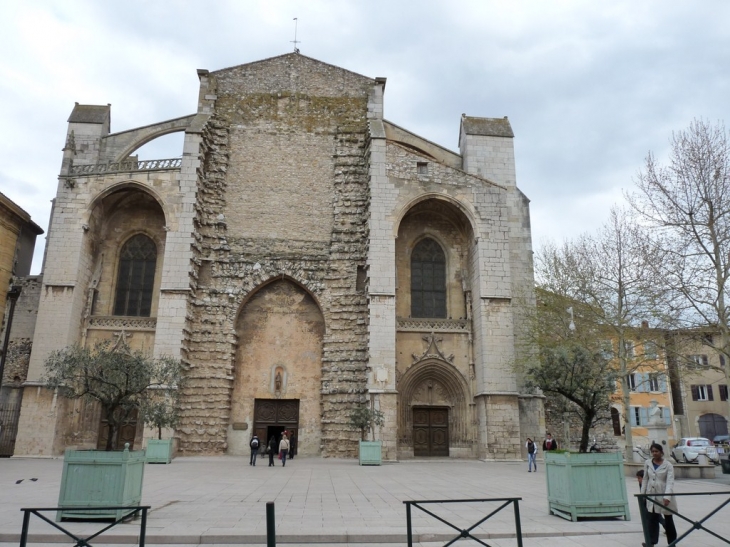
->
[[713, 434, 730, 446], [671, 437, 720, 464]]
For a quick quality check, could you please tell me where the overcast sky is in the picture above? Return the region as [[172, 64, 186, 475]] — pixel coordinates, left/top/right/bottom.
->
[[2, 1, 729, 275]]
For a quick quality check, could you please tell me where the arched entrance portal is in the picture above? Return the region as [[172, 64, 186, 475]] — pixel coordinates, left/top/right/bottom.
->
[[398, 360, 472, 458], [229, 279, 324, 456]]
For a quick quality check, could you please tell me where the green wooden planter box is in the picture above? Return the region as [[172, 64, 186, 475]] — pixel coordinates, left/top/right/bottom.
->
[[359, 440, 382, 466], [146, 438, 173, 464], [57, 445, 146, 521], [545, 451, 630, 522]]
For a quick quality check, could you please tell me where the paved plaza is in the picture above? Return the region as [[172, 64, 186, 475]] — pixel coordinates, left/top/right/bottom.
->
[[1, 455, 729, 546]]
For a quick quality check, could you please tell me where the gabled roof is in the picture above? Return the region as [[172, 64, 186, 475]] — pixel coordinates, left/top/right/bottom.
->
[[210, 52, 375, 85]]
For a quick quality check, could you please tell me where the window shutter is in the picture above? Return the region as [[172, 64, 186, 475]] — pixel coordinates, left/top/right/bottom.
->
[[663, 408, 671, 425], [691, 385, 699, 401], [659, 374, 668, 393], [630, 406, 638, 426], [707, 385, 714, 401], [639, 407, 648, 426], [637, 373, 646, 393]]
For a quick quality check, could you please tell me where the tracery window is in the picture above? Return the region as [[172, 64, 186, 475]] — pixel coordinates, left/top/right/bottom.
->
[[411, 238, 446, 318], [113, 234, 157, 317]]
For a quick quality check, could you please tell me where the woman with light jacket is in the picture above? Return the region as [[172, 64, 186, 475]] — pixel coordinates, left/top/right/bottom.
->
[[640, 442, 678, 546]]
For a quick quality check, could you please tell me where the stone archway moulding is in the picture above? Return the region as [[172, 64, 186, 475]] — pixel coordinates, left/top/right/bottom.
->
[[398, 359, 472, 449], [85, 180, 170, 228], [392, 193, 478, 239]]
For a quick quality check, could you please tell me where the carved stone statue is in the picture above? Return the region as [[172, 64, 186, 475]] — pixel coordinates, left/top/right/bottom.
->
[[648, 399, 663, 426]]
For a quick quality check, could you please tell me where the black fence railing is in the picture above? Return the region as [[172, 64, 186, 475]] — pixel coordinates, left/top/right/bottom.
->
[[20, 506, 150, 547], [404, 497, 523, 547], [636, 491, 730, 546]]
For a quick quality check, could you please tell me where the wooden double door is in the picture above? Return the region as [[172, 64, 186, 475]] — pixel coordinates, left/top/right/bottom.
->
[[253, 399, 299, 455], [413, 407, 449, 457]]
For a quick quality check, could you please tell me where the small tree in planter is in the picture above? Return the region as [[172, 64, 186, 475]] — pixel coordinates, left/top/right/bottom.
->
[[349, 405, 385, 441], [141, 382, 183, 463], [43, 340, 183, 450], [43, 340, 183, 520], [350, 405, 385, 465]]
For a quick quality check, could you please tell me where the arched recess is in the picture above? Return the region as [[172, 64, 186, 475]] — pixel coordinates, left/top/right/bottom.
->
[[86, 181, 170, 228], [698, 413, 728, 439], [84, 186, 167, 331], [398, 359, 472, 453], [229, 279, 325, 457], [396, 197, 475, 321]]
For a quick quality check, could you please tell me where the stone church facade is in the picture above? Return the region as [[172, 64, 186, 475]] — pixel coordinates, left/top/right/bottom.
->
[[13, 53, 542, 459]]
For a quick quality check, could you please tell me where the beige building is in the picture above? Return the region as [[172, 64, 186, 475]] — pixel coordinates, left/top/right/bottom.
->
[[0, 193, 43, 456], [11, 53, 541, 459], [667, 332, 729, 441]]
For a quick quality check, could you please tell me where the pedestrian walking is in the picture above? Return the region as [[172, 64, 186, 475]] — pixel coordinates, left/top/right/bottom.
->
[[525, 437, 537, 472], [641, 442, 677, 546], [279, 433, 290, 467], [542, 432, 558, 451], [636, 470, 666, 533], [289, 431, 296, 459], [249, 434, 260, 466], [268, 435, 277, 467]]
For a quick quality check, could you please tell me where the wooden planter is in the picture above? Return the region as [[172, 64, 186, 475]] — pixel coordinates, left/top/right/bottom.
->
[[57, 444, 146, 521], [545, 451, 630, 522], [146, 439, 173, 464], [359, 441, 382, 466]]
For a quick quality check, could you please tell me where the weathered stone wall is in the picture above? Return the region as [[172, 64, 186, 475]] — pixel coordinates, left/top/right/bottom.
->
[[179, 54, 374, 456]]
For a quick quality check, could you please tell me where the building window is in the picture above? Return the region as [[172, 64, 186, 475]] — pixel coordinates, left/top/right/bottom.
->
[[648, 373, 660, 392], [689, 354, 709, 367], [411, 238, 446, 318], [631, 406, 642, 426], [691, 384, 713, 402], [626, 374, 637, 391], [417, 162, 429, 175], [623, 340, 634, 359], [113, 234, 157, 317], [721, 354, 726, 368], [644, 341, 658, 359], [720, 385, 728, 401]]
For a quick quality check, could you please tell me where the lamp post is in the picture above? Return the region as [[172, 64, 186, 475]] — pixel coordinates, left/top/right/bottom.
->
[[563, 307, 576, 450], [0, 285, 21, 389]]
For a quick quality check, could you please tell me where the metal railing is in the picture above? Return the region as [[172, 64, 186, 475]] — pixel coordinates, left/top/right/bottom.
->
[[637, 491, 730, 546], [404, 497, 523, 547], [68, 158, 182, 176], [20, 505, 150, 547]]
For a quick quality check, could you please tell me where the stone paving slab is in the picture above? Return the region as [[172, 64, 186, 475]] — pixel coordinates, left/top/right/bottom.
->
[[1, 456, 729, 545]]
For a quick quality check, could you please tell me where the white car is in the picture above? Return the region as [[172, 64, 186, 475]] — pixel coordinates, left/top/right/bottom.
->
[[671, 437, 720, 464]]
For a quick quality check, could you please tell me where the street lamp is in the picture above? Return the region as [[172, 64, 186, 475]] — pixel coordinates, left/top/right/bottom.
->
[[567, 307, 576, 332]]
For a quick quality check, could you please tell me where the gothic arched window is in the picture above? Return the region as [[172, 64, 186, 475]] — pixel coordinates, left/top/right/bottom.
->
[[411, 238, 446, 318], [113, 234, 157, 317]]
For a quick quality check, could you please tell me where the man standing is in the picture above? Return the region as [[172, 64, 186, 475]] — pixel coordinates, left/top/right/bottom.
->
[[543, 432, 558, 452], [249, 434, 260, 466]]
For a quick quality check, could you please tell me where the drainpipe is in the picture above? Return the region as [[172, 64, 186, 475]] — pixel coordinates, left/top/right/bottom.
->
[[0, 285, 21, 387]]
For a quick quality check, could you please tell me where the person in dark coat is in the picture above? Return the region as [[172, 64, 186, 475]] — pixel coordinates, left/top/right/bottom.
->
[[268, 435, 277, 467], [542, 432, 558, 451]]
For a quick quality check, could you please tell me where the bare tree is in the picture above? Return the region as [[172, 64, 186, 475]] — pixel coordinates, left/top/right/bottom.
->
[[632, 119, 730, 422], [536, 207, 672, 459]]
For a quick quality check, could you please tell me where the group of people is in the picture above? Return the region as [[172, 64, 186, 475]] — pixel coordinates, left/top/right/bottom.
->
[[524, 432, 559, 472], [248, 431, 295, 467]]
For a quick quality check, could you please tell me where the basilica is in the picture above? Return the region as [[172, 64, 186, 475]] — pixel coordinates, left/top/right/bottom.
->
[[12, 53, 542, 459]]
